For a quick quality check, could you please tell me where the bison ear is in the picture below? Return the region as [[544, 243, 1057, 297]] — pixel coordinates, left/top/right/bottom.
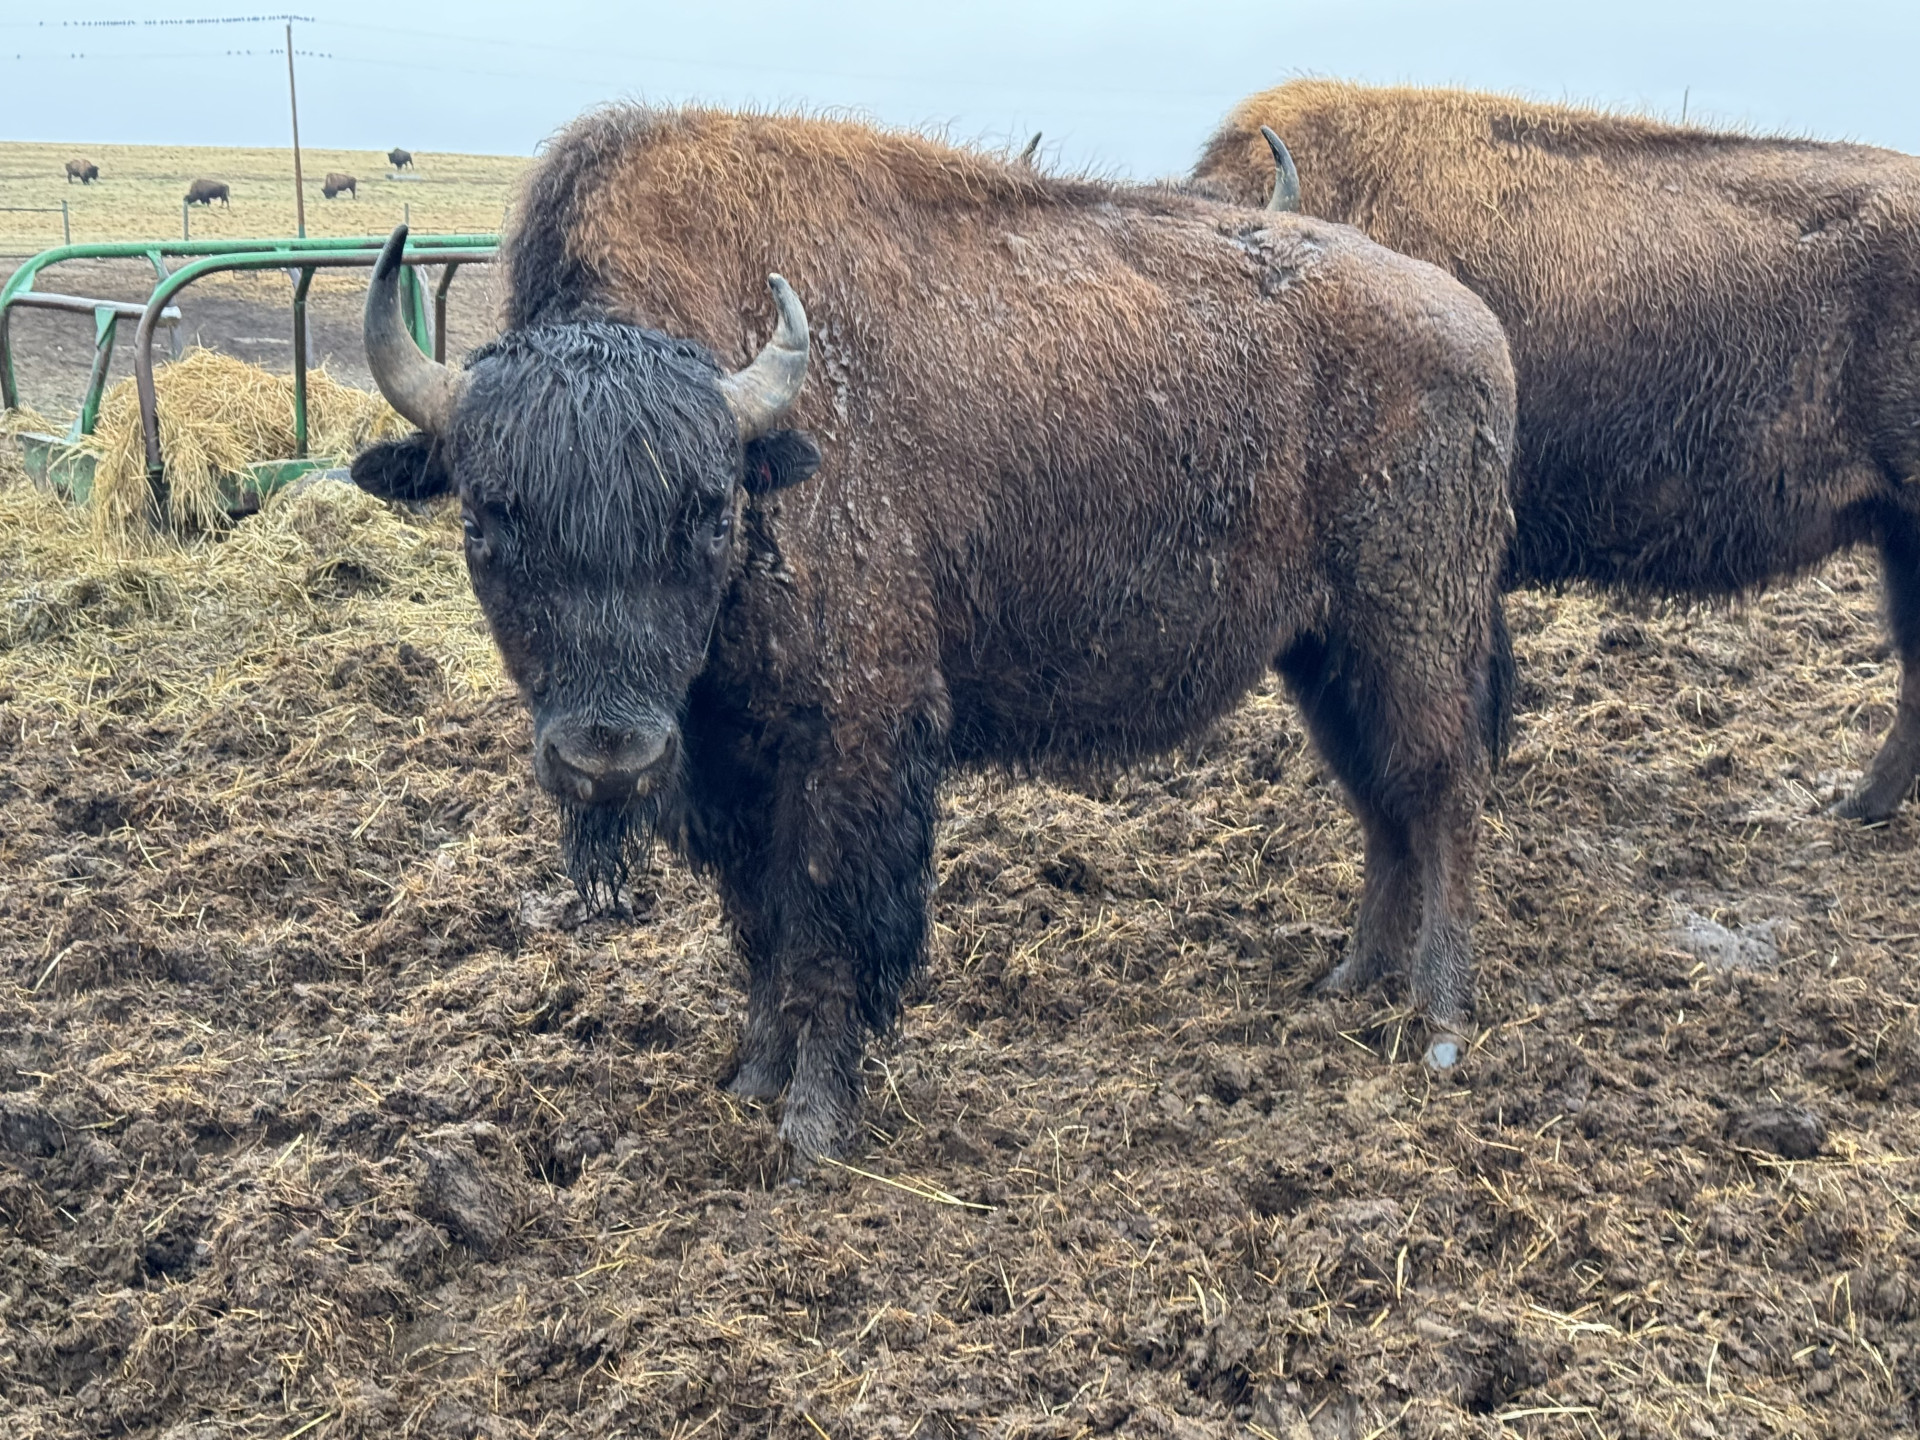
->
[[741, 430, 821, 495], [350, 431, 451, 501]]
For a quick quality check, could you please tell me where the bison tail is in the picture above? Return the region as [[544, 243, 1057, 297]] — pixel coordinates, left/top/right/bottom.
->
[[1479, 597, 1516, 771]]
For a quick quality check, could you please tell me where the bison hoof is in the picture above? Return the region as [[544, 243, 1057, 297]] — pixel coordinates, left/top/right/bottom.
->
[[1314, 958, 1361, 996], [777, 1107, 853, 1165], [723, 1065, 786, 1102], [1830, 786, 1902, 825]]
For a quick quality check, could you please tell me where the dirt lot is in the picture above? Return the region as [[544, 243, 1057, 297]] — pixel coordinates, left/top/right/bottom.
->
[[2, 258, 507, 427], [2, 406, 1918, 1439]]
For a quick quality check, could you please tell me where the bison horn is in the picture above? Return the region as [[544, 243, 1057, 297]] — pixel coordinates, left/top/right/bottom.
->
[[718, 275, 810, 440], [364, 225, 466, 435], [1261, 126, 1301, 213]]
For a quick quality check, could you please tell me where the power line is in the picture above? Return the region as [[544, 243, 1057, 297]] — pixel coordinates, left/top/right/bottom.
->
[[0, 13, 312, 26]]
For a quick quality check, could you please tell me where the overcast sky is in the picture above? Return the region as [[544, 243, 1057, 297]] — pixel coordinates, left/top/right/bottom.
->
[[5, 1, 1918, 177]]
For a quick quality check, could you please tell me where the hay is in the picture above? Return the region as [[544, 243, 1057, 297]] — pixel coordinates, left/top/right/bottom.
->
[[80, 348, 410, 542]]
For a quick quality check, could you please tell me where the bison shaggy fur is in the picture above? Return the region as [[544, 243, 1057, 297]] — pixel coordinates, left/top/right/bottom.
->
[[355, 108, 1518, 1158]]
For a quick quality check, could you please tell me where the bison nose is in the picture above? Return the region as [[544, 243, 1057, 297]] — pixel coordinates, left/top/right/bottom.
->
[[540, 726, 675, 805]]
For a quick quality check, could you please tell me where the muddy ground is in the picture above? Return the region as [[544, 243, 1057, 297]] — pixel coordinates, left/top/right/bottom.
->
[[1, 462, 1918, 1439]]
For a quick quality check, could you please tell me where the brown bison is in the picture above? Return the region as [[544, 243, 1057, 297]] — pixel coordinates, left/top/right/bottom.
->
[[1197, 81, 1920, 821], [388, 148, 413, 170], [350, 109, 1517, 1159], [323, 172, 358, 199], [65, 158, 98, 185], [184, 178, 229, 208]]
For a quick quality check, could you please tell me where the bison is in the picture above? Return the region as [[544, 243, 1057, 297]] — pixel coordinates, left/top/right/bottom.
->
[[350, 108, 1517, 1159], [1197, 81, 1920, 821], [184, 178, 229, 208], [389, 148, 413, 170], [65, 158, 98, 185], [323, 172, 358, 200]]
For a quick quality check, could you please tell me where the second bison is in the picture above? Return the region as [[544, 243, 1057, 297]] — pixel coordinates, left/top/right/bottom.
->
[[65, 158, 98, 184], [1199, 81, 1920, 821], [351, 109, 1517, 1158], [323, 172, 358, 199], [184, 178, 229, 207]]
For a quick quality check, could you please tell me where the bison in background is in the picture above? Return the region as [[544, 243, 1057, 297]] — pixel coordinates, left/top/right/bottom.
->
[[323, 172, 358, 199], [351, 109, 1517, 1160], [184, 178, 229, 207], [65, 158, 98, 185], [389, 148, 413, 170], [1197, 81, 1920, 822]]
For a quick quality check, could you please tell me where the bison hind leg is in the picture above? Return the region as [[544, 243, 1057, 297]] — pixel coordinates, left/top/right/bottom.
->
[[1837, 510, 1920, 821], [1280, 634, 1421, 997], [1278, 628, 1487, 1064]]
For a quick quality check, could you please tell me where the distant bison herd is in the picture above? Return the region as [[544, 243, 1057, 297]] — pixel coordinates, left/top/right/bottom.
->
[[52, 150, 420, 207]]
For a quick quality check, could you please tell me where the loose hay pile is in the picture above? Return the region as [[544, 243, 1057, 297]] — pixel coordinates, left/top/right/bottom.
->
[[80, 349, 409, 539], [1, 443, 1918, 1439]]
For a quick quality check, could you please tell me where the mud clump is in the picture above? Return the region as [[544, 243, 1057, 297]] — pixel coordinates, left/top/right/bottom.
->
[[3, 457, 1920, 1436]]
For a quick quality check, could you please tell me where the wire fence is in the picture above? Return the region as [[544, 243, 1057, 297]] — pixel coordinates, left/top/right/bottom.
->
[[0, 203, 71, 246]]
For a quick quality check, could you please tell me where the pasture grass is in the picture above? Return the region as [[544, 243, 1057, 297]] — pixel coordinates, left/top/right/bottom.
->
[[0, 140, 527, 250]]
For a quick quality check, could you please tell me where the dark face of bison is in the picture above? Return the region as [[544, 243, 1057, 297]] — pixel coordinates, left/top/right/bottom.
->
[[350, 228, 817, 899]]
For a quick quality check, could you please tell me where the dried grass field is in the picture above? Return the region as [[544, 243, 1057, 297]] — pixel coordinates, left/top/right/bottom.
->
[[0, 141, 526, 250], [2, 423, 1919, 1438]]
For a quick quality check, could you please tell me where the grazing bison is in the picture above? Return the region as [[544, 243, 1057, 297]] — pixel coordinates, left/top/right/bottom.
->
[[351, 109, 1516, 1158], [184, 178, 229, 208], [65, 158, 98, 185], [389, 148, 413, 170], [1197, 81, 1920, 821], [323, 172, 358, 199]]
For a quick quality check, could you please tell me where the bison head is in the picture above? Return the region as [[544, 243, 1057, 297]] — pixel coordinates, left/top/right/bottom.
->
[[350, 227, 819, 901]]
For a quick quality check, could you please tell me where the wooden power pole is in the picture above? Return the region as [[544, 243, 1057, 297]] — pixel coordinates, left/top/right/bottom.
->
[[286, 19, 306, 238]]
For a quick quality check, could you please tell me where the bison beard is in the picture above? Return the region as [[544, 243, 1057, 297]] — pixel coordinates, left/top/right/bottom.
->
[[558, 797, 648, 910]]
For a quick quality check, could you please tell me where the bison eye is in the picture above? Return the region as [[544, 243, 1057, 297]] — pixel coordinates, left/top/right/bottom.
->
[[709, 509, 734, 554], [462, 511, 484, 551]]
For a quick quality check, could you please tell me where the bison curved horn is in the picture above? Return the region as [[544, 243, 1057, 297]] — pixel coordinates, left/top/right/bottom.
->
[[718, 275, 810, 440], [364, 225, 467, 435], [1260, 126, 1301, 213]]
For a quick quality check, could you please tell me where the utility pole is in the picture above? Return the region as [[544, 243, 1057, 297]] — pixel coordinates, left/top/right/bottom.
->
[[286, 18, 306, 238]]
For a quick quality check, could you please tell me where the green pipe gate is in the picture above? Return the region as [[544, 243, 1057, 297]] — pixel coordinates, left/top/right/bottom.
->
[[1, 233, 496, 514]]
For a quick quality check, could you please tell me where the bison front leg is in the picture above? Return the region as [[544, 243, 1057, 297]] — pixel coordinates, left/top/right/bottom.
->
[[723, 931, 798, 1101], [1838, 515, 1920, 822], [771, 716, 944, 1164]]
